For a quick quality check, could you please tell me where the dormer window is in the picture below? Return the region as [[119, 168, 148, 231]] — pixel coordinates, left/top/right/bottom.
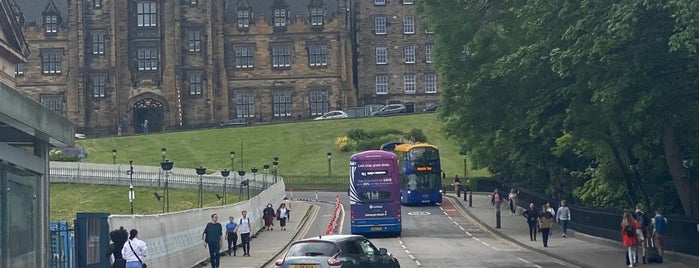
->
[[45, 15, 58, 33], [274, 9, 287, 27], [237, 10, 250, 29], [310, 7, 324, 26]]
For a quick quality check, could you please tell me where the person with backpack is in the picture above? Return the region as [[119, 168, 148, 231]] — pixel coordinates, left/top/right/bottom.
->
[[652, 209, 668, 263], [621, 212, 642, 267], [234, 210, 252, 257], [633, 204, 650, 263]]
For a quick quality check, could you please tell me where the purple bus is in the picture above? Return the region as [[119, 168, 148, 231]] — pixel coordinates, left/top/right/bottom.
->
[[348, 150, 402, 236]]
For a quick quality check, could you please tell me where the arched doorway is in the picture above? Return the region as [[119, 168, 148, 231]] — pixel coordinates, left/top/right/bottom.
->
[[133, 98, 164, 133]]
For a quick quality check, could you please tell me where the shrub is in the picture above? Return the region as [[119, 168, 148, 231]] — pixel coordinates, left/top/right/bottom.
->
[[346, 129, 369, 140], [334, 136, 355, 152], [50, 149, 81, 162], [406, 128, 428, 143]]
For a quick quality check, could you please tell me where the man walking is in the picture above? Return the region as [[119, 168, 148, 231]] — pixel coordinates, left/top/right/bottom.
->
[[556, 200, 571, 237], [202, 214, 223, 268], [652, 209, 668, 263], [235, 210, 252, 256], [224, 216, 238, 256]]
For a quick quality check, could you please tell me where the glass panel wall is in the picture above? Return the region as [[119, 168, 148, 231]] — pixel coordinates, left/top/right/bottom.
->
[[1, 163, 40, 268]]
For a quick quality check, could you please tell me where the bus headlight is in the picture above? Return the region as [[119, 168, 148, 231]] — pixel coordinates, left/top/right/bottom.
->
[[439, 189, 443, 193], [407, 190, 411, 194]]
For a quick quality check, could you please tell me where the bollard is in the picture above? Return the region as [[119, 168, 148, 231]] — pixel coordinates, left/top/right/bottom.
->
[[457, 186, 461, 197], [464, 189, 468, 201], [468, 191, 473, 207], [495, 209, 501, 228]]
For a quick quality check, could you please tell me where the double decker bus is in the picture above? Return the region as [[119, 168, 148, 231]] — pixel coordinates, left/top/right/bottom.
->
[[348, 150, 402, 236], [392, 143, 443, 205]]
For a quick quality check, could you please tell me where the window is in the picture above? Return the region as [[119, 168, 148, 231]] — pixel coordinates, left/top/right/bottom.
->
[[235, 45, 254, 69], [189, 72, 202, 95], [188, 30, 201, 52], [274, 9, 287, 27], [42, 50, 62, 74], [137, 2, 157, 27], [404, 74, 416, 93], [404, 45, 415, 63], [271, 45, 291, 68], [403, 16, 414, 34], [375, 46, 387, 65], [15, 63, 24, 76], [310, 7, 324, 26], [45, 15, 57, 33], [94, 0, 102, 8], [425, 44, 433, 63], [92, 31, 105, 55], [237, 10, 250, 29], [375, 0, 386, 5], [273, 90, 292, 117], [403, 0, 414, 4], [40, 95, 63, 113], [309, 90, 328, 116], [425, 73, 437, 93], [92, 73, 106, 98], [308, 44, 328, 67], [190, 0, 198, 5], [374, 16, 386, 35], [137, 48, 158, 71], [236, 91, 255, 118], [376, 75, 388, 94]]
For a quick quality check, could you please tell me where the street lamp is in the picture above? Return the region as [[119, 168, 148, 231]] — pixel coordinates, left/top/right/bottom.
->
[[238, 170, 247, 201], [112, 149, 117, 164], [230, 151, 236, 172], [196, 166, 207, 208], [221, 169, 230, 205], [251, 167, 258, 196], [263, 164, 270, 190], [161, 147, 167, 162], [683, 149, 694, 213], [128, 160, 134, 214], [160, 160, 174, 213], [327, 152, 333, 176], [273, 156, 279, 183]]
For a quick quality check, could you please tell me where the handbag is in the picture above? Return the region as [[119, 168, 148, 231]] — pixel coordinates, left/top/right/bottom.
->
[[128, 240, 147, 268]]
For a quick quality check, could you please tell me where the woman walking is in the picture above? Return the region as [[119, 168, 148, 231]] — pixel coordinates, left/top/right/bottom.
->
[[263, 204, 276, 231], [539, 205, 554, 247], [522, 203, 540, 241], [622, 212, 641, 267], [508, 189, 519, 215], [121, 229, 147, 268], [277, 203, 289, 231]]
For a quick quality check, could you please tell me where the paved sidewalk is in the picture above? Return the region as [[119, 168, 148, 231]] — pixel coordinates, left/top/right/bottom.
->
[[198, 202, 313, 268], [447, 193, 698, 268]]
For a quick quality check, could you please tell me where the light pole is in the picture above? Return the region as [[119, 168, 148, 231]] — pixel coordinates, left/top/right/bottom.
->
[[221, 169, 230, 205], [238, 170, 247, 201], [230, 151, 236, 172], [160, 160, 174, 213], [128, 160, 134, 214], [251, 167, 258, 196], [263, 164, 270, 190], [112, 149, 117, 164], [161, 147, 167, 162], [327, 152, 332, 176], [683, 149, 694, 214], [273, 156, 279, 183], [196, 166, 207, 208]]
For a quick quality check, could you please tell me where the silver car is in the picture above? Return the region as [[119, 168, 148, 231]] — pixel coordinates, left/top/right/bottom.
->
[[274, 234, 400, 268]]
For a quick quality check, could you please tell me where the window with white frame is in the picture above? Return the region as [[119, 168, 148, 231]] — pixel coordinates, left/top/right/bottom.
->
[[403, 16, 414, 34], [376, 75, 388, 94], [425, 44, 433, 63], [271, 45, 291, 68], [44, 15, 57, 33], [425, 73, 437, 93], [190, 0, 198, 5], [375, 0, 386, 5], [310, 7, 324, 26], [189, 72, 202, 95], [42, 50, 62, 74], [137, 48, 158, 71], [234, 45, 254, 69], [15, 63, 24, 76], [188, 30, 201, 52], [92, 73, 106, 98], [274, 9, 287, 27], [403, 0, 414, 4], [404, 74, 416, 93], [92, 31, 105, 55], [273, 90, 292, 117], [375, 16, 386, 35], [237, 10, 250, 29], [136, 2, 157, 27], [94, 0, 102, 8], [404, 45, 415, 63], [308, 44, 328, 67], [40, 95, 63, 114], [236, 91, 255, 118], [309, 89, 329, 116], [375, 46, 387, 65]]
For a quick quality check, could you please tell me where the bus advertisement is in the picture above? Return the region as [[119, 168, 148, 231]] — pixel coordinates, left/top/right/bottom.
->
[[348, 150, 402, 236], [394, 143, 443, 205]]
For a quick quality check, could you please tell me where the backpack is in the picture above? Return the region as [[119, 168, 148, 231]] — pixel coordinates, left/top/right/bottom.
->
[[624, 224, 635, 237], [654, 215, 666, 233]]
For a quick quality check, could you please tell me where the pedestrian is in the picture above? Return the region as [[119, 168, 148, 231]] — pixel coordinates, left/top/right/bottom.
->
[[633, 204, 650, 264], [539, 206, 554, 247], [544, 202, 556, 237], [283, 197, 292, 221], [277, 202, 289, 231], [142, 119, 149, 133], [121, 229, 147, 268], [522, 203, 539, 241], [622, 211, 642, 267], [556, 200, 571, 237], [491, 188, 503, 212], [224, 216, 238, 256], [651, 209, 668, 263], [202, 213, 223, 268], [235, 210, 252, 256], [508, 189, 519, 215], [107, 226, 128, 268], [263, 203, 276, 231]]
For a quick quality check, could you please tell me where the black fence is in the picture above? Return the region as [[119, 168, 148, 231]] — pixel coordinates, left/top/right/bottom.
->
[[473, 178, 699, 256]]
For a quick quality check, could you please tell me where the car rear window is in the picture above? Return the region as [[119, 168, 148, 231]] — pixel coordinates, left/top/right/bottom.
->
[[287, 241, 339, 257]]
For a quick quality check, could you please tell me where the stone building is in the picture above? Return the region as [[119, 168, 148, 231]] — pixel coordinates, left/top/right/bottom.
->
[[11, 0, 355, 135], [351, 0, 439, 112]]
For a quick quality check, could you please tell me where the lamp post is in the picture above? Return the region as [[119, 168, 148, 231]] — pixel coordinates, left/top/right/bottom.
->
[[221, 169, 230, 205], [160, 160, 174, 213], [251, 167, 258, 196], [327, 152, 333, 177], [230, 151, 236, 172], [128, 160, 134, 214], [238, 170, 247, 201], [683, 149, 694, 213], [161, 147, 167, 162], [273, 156, 279, 183], [112, 149, 117, 164], [263, 164, 270, 190], [196, 166, 207, 208]]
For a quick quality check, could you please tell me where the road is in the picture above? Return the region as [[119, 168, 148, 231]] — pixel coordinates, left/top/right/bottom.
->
[[287, 191, 574, 268]]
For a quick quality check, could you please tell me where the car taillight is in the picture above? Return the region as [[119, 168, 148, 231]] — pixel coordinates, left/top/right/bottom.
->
[[397, 211, 401, 218], [327, 252, 343, 266]]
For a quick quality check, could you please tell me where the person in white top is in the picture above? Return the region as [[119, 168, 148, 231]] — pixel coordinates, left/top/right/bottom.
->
[[277, 203, 289, 231], [544, 202, 556, 237], [234, 210, 252, 256], [121, 229, 147, 268], [508, 189, 519, 215]]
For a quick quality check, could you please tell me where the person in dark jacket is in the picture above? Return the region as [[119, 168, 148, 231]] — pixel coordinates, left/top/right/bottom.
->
[[263, 203, 276, 231], [539, 207, 554, 247], [522, 203, 540, 241], [107, 226, 129, 268]]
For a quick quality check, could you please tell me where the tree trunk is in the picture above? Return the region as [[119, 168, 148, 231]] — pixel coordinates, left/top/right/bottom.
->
[[607, 141, 638, 206], [662, 124, 698, 216]]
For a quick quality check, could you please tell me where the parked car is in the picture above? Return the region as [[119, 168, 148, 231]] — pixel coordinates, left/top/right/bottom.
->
[[371, 104, 407, 116], [75, 133, 87, 139], [274, 234, 400, 268], [422, 103, 438, 112], [220, 118, 250, 127], [314, 111, 349, 120]]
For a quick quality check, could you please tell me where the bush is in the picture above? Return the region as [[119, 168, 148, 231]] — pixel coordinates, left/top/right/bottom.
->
[[347, 129, 369, 140], [406, 128, 428, 143], [50, 149, 82, 162]]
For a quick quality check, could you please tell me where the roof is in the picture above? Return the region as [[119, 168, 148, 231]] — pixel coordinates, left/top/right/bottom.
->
[[13, 0, 68, 27], [0, 0, 28, 59], [351, 150, 397, 160], [294, 234, 362, 243], [394, 143, 439, 152], [225, 0, 341, 22]]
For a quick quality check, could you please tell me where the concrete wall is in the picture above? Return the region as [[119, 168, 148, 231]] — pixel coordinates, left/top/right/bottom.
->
[[108, 181, 285, 268]]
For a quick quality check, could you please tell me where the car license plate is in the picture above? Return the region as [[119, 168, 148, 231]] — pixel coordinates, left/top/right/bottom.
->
[[293, 265, 315, 268], [371, 226, 383, 231]]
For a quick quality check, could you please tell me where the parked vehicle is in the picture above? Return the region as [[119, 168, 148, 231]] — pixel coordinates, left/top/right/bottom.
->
[[219, 118, 250, 127], [75, 133, 87, 139], [422, 103, 438, 112], [371, 104, 406, 116], [274, 234, 400, 268], [314, 111, 349, 120]]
